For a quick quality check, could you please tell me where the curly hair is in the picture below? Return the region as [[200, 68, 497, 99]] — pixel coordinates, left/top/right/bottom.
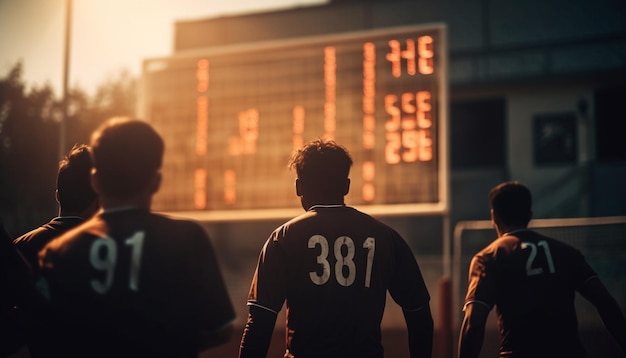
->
[[288, 139, 353, 196]]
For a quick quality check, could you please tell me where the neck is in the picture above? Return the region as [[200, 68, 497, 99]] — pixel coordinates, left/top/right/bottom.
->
[[301, 197, 344, 211], [100, 195, 151, 211], [498, 225, 527, 236]]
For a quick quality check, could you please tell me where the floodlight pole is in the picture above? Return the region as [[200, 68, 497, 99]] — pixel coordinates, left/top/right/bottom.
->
[[59, 0, 72, 160]]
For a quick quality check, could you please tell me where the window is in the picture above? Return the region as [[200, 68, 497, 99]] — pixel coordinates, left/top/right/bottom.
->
[[450, 98, 506, 169], [533, 112, 577, 166]]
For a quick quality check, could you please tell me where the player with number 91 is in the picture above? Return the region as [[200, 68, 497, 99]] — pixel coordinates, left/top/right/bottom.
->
[[38, 117, 236, 358], [239, 139, 434, 358]]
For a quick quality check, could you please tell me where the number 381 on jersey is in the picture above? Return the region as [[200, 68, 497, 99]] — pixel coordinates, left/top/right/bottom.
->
[[308, 235, 376, 288]]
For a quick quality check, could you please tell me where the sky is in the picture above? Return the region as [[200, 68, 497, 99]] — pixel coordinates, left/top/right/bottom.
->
[[0, 0, 327, 96]]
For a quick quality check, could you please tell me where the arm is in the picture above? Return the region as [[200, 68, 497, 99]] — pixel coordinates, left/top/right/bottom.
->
[[458, 302, 490, 358], [403, 304, 434, 358], [239, 304, 278, 358], [578, 277, 626, 353]]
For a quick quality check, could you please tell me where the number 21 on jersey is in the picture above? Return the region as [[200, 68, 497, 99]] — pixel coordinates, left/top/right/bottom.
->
[[521, 240, 555, 276], [308, 235, 375, 288]]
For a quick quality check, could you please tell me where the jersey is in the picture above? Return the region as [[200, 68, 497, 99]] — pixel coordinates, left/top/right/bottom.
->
[[247, 205, 430, 358], [1, 222, 32, 356], [464, 229, 598, 358], [12, 216, 84, 357], [13, 216, 84, 270], [38, 208, 235, 358]]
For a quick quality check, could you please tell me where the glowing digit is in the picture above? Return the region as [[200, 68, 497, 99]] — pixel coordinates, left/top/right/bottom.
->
[[418, 35, 434, 75], [401, 39, 416, 75], [417, 91, 432, 128], [402, 129, 418, 163], [384, 94, 401, 132], [385, 132, 401, 164], [386, 40, 401, 77]]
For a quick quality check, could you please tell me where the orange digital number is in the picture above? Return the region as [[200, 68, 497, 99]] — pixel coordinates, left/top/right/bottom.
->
[[384, 90, 433, 164], [418, 35, 434, 75], [386, 35, 434, 77], [384, 94, 401, 132], [385, 131, 401, 164]]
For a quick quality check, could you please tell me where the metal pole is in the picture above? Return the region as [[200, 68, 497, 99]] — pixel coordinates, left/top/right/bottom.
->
[[59, 0, 72, 160]]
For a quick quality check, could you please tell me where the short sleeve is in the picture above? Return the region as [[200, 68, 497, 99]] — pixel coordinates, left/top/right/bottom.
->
[[247, 236, 288, 313], [388, 234, 430, 310], [463, 253, 496, 310]]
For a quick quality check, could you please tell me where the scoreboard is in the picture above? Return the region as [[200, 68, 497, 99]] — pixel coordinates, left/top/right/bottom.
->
[[142, 24, 448, 221]]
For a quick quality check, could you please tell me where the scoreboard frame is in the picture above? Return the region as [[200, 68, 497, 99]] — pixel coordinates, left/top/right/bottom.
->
[[142, 23, 449, 221]]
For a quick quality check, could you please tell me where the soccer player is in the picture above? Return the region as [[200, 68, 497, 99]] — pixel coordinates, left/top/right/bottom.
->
[[458, 181, 626, 358], [1, 219, 33, 357], [14, 144, 98, 271], [239, 139, 433, 358], [13, 144, 97, 357], [38, 117, 236, 357]]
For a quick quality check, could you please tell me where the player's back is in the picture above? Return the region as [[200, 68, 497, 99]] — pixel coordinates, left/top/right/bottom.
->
[[483, 230, 595, 357], [13, 217, 83, 269], [274, 205, 429, 357], [38, 208, 234, 358]]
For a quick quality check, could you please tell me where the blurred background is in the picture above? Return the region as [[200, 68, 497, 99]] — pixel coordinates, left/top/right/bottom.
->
[[1, 0, 625, 357]]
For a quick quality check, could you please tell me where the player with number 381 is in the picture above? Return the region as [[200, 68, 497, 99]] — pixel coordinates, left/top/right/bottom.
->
[[38, 117, 235, 358], [239, 139, 433, 358]]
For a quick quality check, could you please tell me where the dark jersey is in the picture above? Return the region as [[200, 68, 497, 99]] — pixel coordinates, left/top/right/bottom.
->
[[247, 205, 430, 358], [464, 229, 598, 358], [1, 222, 33, 356], [13, 216, 84, 270], [12, 217, 84, 357], [38, 208, 235, 358]]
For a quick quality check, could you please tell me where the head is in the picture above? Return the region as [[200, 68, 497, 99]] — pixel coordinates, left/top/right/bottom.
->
[[489, 181, 532, 234], [288, 139, 353, 210], [56, 144, 98, 217], [89, 117, 164, 204]]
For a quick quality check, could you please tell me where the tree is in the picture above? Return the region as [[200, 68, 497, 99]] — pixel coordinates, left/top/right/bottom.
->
[[0, 63, 138, 237], [0, 63, 59, 234]]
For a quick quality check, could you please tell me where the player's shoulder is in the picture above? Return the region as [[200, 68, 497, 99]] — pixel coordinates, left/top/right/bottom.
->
[[515, 230, 581, 253], [475, 235, 520, 261], [142, 211, 204, 234], [13, 226, 47, 246]]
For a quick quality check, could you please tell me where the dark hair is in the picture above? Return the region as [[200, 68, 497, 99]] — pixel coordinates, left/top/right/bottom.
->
[[288, 139, 353, 196], [56, 144, 97, 212], [489, 181, 532, 227], [90, 117, 164, 199]]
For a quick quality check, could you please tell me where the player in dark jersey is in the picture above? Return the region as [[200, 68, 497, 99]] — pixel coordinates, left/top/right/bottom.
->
[[1, 218, 33, 357], [239, 139, 433, 358], [38, 117, 236, 358], [12, 143, 98, 357], [14, 143, 98, 271], [458, 181, 626, 358]]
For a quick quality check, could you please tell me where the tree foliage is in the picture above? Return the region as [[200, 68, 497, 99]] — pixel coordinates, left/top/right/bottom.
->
[[0, 62, 138, 236]]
